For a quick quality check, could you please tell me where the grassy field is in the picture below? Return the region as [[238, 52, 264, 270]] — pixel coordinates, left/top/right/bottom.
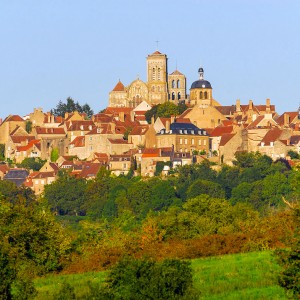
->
[[34, 251, 287, 299]]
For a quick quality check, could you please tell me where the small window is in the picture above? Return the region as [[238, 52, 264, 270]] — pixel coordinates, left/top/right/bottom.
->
[[177, 80, 180, 88]]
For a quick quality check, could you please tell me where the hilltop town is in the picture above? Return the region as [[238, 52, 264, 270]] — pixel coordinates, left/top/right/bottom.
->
[[1, 50, 299, 194]]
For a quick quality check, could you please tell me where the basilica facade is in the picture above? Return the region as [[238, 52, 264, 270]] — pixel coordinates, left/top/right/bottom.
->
[[108, 51, 187, 108]]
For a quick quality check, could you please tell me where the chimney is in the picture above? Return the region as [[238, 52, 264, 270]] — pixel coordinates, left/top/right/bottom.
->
[[170, 115, 175, 124], [166, 120, 170, 132], [47, 112, 51, 123], [51, 115, 55, 123], [151, 116, 155, 125], [284, 113, 290, 127], [130, 110, 135, 122], [266, 98, 271, 113], [249, 100, 253, 110], [236, 99, 241, 112], [119, 111, 125, 123]]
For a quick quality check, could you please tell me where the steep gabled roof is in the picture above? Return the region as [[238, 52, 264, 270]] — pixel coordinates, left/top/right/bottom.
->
[[259, 128, 283, 146], [219, 133, 236, 146], [35, 127, 66, 134], [10, 135, 35, 144], [16, 139, 41, 152], [112, 80, 126, 92], [169, 70, 183, 76], [69, 136, 85, 147], [129, 125, 149, 135], [210, 126, 234, 137], [275, 112, 299, 126], [215, 105, 235, 116], [3, 115, 24, 122]]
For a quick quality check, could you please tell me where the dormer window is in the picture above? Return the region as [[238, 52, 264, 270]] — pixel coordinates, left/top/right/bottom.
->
[[184, 130, 187, 134]]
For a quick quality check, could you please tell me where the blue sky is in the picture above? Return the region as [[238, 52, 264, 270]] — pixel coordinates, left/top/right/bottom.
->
[[0, 0, 299, 120]]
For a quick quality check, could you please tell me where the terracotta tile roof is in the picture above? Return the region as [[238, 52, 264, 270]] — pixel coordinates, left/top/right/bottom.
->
[[49, 162, 59, 172], [112, 80, 125, 92], [3, 115, 24, 122], [178, 108, 192, 118], [246, 115, 265, 129], [67, 120, 95, 131], [10, 135, 35, 144], [290, 135, 300, 145], [175, 118, 191, 123], [32, 172, 55, 179], [215, 105, 235, 115], [260, 128, 282, 146], [221, 120, 234, 126], [219, 133, 236, 146], [129, 125, 149, 135], [110, 154, 131, 161], [255, 105, 276, 112], [276, 112, 299, 126], [35, 127, 66, 134], [152, 50, 162, 55], [16, 139, 40, 152], [79, 163, 102, 178], [70, 136, 85, 147], [170, 70, 183, 75], [108, 138, 131, 144], [210, 126, 234, 137], [0, 164, 9, 174], [93, 153, 109, 161], [104, 107, 133, 114], [93, 113, 114, 123], [86, 124, 115, 135]]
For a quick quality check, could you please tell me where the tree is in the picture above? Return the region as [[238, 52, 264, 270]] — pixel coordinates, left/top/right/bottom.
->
[[186, 179, 225, 200], [288, 150, 300, 160], [44, 171, 87, 215], [50, 147, 59, 162], [157, 101, 180, 118], [25, 120, 32, 134], [0, 144, 5, 161], [102, 257, 195, 299], [276, 204, 300, 298], [17, 157, 46, 171], [51, 97, 94, 119]]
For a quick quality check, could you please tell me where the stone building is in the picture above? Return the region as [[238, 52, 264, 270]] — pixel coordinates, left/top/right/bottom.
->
[[109, 51, 187, 108]]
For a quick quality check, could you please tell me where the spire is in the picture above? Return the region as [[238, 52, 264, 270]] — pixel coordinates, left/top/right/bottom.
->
[[198, 67, 204, 80]]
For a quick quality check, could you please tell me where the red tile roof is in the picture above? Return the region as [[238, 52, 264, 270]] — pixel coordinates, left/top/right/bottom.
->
[[152, 50, 162, 55], [178, 108, 193, 118], [35, 127, 66, 134], [67, 120, 95, 131], [4, 115, 24, 122], [16, 139, 40, 152], [210, 126, 234, 137], [70, 136, 85, 147], [32, 172, 55, 179], [129, 125, 149, 135], [10, 135, 35, 144], [260, 128, 282, 146], [219, 133, 236, 146], [112, 80, 125, 92], [276, 112, 299, 126], [108, 138, 131, 144]]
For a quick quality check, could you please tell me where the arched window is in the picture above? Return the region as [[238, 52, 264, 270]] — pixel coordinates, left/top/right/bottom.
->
[[200, 91, 203, 99], [172, 92, 175, 100], [152, 68, 155, 80], [178, 92, 181, 100], [172, 80, 175, 88], [204, 91, 208, 98], [177, 80, 180, 88]]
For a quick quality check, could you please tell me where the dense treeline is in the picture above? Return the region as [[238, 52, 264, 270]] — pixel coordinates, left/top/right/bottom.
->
[[1, 152, 299, 298]]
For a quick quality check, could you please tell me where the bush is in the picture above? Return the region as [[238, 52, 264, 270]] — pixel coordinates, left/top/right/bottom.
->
[[100, 257, 196, 299]]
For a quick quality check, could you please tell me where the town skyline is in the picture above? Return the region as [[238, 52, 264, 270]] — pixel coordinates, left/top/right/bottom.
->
[[1, 1, 300, 120]]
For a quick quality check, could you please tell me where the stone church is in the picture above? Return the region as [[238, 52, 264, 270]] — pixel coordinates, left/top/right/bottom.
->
[[108, 50, 187, 108]]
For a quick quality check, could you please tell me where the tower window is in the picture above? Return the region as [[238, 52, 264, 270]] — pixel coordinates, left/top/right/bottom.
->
[[178, 92, 181, 100], [204, 91, 208, 98], [177, 80, 180, 88], [172, 92, 175, 100], [158, 68, 161, 80], [172, 80, 175, 88], [152, 68, 155, 80], [200, 91, 203, 99]]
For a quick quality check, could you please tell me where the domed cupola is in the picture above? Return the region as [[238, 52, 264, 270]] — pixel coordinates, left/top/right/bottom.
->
[[190, 67, 212, 89], [189, 67, 214, 107]]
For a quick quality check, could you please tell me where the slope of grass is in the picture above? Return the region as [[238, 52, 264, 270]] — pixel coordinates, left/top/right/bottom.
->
[[34, 251, 287, 299], [192, 251, 287, 299]]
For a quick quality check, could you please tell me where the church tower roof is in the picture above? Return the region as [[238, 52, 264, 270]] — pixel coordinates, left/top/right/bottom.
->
[[112, 80, 125, 92]]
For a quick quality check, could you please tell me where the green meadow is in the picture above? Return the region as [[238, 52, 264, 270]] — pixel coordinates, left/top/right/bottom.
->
[[34, 251, 287, 299]]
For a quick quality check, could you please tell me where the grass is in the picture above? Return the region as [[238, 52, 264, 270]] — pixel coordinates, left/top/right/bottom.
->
[[34, 251, 287, 299]]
